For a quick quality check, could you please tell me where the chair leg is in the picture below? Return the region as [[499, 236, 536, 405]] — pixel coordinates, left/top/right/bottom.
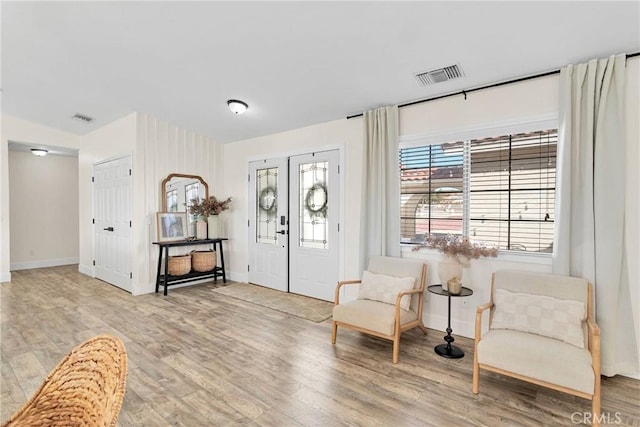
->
[[392, 338, 399, 364], [418, 323, 428, 335], [592, 394, 601, 427], [472, 354, 480, 394], [331, 322, 337, 344]]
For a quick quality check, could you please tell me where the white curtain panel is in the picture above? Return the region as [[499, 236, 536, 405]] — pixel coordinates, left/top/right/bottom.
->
[[554, 54, 638, 376], [359, 106, 400, 272]]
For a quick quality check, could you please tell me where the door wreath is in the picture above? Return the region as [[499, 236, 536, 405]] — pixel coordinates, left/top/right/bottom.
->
[[259, 186, 277, 213], [305, 183, 328, 218]]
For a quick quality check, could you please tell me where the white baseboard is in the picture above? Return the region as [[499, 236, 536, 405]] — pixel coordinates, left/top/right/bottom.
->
[[620, 372, 640, 380], [78, 264, 94, 277], [1, 271, 11, 283], [228, 271, 248, 283], [11, 257, 79, 271]]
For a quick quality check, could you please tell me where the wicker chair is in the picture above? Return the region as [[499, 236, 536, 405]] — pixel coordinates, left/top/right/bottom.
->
[[3, 335, 128, 427]]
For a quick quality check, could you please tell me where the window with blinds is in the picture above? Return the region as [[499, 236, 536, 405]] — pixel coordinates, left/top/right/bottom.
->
[[400, 129, 557, 253]]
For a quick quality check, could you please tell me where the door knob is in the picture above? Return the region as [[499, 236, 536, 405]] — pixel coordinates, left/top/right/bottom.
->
[[103, 227, 114, 232]]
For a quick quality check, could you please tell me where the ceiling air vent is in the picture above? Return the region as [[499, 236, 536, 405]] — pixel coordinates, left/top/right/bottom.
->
[[415, 64, 464, 86], [72, 113, 94, 123]]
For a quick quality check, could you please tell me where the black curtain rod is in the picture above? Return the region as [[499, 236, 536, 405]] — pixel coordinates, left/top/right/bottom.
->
[[347, 51, 640, 120]]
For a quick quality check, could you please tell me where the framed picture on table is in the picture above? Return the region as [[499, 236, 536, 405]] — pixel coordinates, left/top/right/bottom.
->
[[156, 212, 188, 242]]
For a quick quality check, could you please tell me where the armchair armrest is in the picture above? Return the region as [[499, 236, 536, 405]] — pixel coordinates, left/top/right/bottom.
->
[[586, 317, 601, 340], [393, 287, 425, 321], [475, 302, 493, 343], [390, 287, 424, 329], [334, 280, 361, 305], [586, 317, 601, 369], [394, 287, 423, 307]]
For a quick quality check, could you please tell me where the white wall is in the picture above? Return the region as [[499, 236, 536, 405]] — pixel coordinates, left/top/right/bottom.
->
[[9, 151, 79, 269], [400, 74, 559, 136], [0, 115, 80, 282]]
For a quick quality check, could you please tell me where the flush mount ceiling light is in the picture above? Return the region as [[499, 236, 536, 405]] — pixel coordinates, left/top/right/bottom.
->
[[227, 99, 248, 114], [30, 148, 48, 156]]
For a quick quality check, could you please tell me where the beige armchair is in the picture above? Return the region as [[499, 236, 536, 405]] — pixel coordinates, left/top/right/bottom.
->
[[473, 270, 601, 425], [331, 256, 427, 363]]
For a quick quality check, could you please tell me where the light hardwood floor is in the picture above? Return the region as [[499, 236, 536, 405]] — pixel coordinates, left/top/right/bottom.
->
[[1, 265, 638, 426]]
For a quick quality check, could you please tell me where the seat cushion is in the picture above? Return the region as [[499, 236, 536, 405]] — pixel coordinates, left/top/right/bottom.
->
[[332, 299, 418, 337], [477, 329, 594, 395]]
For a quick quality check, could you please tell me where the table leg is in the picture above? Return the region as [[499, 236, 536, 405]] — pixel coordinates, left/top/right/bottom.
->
[[435, 294, 464, 359], [155, 245, 163, 293], [163, 247, 169, 296], [218, 240, 227, 283]]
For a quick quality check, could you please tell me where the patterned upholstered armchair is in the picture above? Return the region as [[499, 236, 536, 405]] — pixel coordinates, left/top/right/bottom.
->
[[331, 256, 427, 363], [473, 270, 601, 425]]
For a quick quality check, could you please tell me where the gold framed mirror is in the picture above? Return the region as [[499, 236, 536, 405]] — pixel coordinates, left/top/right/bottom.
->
[[161, 173, 209, 212]]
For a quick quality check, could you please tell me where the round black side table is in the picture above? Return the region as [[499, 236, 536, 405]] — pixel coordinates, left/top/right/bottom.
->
[[427, 284, 473, 359]]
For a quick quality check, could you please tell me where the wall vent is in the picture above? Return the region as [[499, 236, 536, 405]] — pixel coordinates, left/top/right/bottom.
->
[[72, 113, 94, 123], [415, 64, 464, 86]]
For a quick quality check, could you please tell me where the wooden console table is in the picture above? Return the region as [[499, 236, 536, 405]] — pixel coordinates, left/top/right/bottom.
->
[[153, 238, 228, 296]]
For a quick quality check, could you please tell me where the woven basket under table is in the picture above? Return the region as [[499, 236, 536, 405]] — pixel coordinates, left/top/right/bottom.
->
[[191, 250, 216, 272], [168, 254, 191, 276]]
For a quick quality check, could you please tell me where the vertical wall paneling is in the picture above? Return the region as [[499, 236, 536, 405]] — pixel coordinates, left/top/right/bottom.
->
[[134, 113, 218, 294]]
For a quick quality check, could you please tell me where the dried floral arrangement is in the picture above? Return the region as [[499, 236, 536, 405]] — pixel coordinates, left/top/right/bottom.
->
[[189, 196, 232, 218], [412, 234, 498, 267]]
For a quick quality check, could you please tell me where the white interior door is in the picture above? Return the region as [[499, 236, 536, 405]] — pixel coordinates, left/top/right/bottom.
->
[[289, 150, 340, 301], [248, 158, 288, 291], [94, 156, 132, 292]]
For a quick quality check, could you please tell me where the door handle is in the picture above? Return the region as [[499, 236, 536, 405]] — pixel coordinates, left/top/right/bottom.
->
[[103, 227, 114, 232], [277, 230, 286, 235]]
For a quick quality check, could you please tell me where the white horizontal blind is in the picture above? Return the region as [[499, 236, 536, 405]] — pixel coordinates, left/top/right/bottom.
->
[[399, 129, 557, 253], [469, 130, 557, 252], [400, 141, 464, 243]]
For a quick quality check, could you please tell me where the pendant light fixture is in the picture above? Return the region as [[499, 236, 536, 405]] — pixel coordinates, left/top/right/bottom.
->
[[30, 148, 48, 156], [227, 99, 248, 114]]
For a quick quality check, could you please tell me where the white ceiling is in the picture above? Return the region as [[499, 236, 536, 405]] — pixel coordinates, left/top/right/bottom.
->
[[2, 1, 639, 144], [7, 141, 78, 157]]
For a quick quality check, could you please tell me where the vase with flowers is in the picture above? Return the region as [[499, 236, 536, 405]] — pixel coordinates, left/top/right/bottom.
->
[[412, 234, 497, 293], [189, 196, 232, 239]]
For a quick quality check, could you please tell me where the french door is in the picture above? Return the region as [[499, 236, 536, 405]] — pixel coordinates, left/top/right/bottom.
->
[[248, 150, 340, 301], [93, 156, 133, 292], [248, 157, 289, 292]]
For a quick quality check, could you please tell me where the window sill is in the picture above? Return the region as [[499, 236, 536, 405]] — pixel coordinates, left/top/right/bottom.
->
[[400, 244, 552, 266]]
